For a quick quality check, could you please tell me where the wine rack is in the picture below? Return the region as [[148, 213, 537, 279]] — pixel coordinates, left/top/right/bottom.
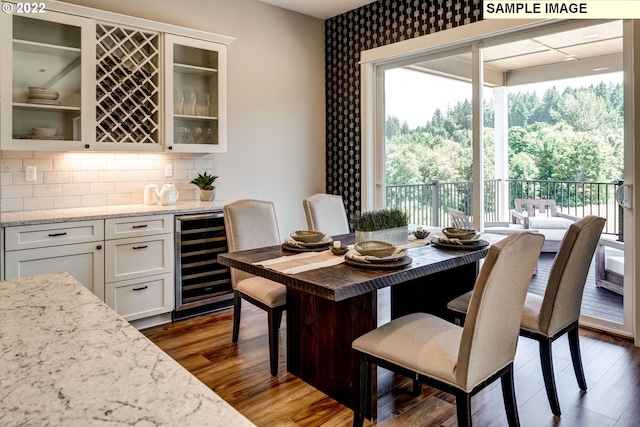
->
[[96, 23, 160, 146]]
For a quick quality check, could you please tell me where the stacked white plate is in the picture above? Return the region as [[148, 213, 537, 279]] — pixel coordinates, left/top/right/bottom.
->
[[27, 87, 61, 105]]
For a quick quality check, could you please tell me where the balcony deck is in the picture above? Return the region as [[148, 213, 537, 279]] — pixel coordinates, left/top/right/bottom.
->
[[529, 252, 623, 323]]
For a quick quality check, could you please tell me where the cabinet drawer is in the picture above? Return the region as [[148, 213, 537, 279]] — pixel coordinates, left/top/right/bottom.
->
[[105, 214, 173, 240], [4, 220, 104, 251], [105, 273, 174, 321], [105, 234, 173, 283]]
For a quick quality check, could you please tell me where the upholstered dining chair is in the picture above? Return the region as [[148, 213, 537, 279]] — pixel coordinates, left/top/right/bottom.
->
[[223, 199, 287, 376], [352, 231, 544, 427], [447, 215, 606, 417], [303, 193, 350, 237]]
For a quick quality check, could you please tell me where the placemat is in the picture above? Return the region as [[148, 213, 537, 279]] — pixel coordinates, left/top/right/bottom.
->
[[344, 255, 412, 269]]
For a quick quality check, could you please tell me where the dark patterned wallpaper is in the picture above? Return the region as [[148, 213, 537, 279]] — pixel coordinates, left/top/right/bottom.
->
[[325, 0, 482, 222]]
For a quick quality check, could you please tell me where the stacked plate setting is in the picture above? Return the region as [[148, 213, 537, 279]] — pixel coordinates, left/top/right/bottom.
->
[[27, 87, 61, 106]]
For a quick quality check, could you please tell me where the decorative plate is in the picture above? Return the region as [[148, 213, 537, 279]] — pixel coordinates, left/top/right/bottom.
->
[[430, 237, 489, 250], [344, 255, 412, 269]]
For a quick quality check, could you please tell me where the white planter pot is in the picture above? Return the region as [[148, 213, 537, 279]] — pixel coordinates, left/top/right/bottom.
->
[[198, 188, 216, 201], [355, 226, 408, 245]]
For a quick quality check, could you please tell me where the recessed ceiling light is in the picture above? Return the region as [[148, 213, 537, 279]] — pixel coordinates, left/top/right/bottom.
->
[[583, 33, 599, 39]]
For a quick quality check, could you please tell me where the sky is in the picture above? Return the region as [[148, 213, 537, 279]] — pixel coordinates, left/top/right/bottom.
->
[[384, 67, 623, 129]]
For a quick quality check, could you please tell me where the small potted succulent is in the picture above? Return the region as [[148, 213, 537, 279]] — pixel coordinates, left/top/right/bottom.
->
[[190, 171, 218, 201]]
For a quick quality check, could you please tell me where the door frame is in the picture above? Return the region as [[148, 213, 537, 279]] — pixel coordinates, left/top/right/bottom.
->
[[360, 18, 637, 344]]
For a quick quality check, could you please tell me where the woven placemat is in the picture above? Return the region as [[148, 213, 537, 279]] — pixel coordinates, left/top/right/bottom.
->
[[430, 238, 489, 250]]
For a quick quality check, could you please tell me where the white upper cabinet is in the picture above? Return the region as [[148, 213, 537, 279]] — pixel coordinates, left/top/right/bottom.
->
[[164, 34, 227, 153], [0, 7, 95, 151], [1, 1, 232, 153]]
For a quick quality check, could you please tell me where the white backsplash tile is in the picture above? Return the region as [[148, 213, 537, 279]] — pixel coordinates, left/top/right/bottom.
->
[[1, 152, 215, 212]]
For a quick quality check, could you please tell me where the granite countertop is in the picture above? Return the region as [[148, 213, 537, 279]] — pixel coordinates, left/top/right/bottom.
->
[[0, 200, 231, 227], [0, 272, 255, 426]]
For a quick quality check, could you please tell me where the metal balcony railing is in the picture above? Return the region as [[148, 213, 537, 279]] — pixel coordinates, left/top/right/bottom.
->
[[386, 179, 623, 239]]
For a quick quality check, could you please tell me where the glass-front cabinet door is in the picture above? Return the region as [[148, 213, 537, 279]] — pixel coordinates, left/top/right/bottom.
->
[[0, 6, 94, 150], [164, 34, 227, 153]]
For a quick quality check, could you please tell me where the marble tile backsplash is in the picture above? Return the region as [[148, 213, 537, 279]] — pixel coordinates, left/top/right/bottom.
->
[[0, 151, 214, 212]]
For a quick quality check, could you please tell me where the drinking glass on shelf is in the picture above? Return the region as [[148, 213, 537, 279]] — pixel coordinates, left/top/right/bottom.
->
[[193, 125, 203, 143], [204, 93, 210, 116], [177, 91, 185, 115], [205, 126, 212, 144], [190, 92, 198, 115], [178, 125, 190, 143]]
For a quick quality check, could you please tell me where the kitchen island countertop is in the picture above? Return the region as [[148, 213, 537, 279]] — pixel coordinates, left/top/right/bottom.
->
[[0, 200, 231, 227], [0, 272, 255, 426]]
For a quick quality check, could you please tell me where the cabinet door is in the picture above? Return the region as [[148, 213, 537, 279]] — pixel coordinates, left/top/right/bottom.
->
[[4, 242, 105, 301], [0, 6, 95, 151], [164, 34, 227, 153]]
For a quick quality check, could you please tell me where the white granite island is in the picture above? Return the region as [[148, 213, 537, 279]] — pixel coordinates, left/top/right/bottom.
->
[[0, 272, 255, 426]]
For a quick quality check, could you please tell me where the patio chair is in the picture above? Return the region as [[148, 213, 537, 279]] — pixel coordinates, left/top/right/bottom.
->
[[352, 231, 544, 427], [511, 199, 580, 252], [447, 207, 524, 235], [448, 215, 606, 417], [224, 199, 287, 376]]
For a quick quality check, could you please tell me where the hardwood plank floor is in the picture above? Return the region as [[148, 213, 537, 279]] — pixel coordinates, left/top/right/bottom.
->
[[143, 299, 640, 426]]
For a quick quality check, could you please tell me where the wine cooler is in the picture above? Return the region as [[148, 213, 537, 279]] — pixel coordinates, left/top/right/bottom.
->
[[174, 213, 233, 320]]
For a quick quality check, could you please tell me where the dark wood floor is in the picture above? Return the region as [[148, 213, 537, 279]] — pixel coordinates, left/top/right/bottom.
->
[[143, 291, 640, 426]]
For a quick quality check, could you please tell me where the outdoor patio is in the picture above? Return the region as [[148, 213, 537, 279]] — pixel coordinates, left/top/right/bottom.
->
[[529, 252, 623, 324]]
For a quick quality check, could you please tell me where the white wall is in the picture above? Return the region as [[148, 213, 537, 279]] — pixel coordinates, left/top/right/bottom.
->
[[0, 0, 326, 237]]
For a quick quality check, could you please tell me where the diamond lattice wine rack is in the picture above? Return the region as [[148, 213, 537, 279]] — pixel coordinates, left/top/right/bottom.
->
[[96, 23, 160, 146]]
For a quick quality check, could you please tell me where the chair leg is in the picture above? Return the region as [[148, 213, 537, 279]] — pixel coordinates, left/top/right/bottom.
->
[[455, 392, 472, 427], [501, 364, 521, 427], [267, 308, 283, 377], [539, 338, 562, 416], [353, 358, 369, 427], [567, 323, 587, 390], [232, 291, 241, 343]]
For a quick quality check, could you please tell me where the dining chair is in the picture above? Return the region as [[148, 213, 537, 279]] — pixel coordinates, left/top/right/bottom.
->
[[223, 199, 287, 376], [352, 231, 544, 427], [302, 193, 350, 237], [447, 215, 606, 416]]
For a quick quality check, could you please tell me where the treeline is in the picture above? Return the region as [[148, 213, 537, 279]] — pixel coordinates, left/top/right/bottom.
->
[[385, 82, 623, 185]]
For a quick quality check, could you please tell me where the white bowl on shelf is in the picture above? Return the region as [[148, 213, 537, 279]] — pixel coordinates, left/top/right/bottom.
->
[[32, 128, 58, 137]]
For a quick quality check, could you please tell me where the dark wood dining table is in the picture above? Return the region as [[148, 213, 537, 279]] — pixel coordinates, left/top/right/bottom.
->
[[218, 232, 505, 416]]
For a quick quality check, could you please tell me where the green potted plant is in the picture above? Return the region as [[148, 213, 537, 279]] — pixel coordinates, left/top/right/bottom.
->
[[353, 208, 409, 244], [190, 171, 219, 201]]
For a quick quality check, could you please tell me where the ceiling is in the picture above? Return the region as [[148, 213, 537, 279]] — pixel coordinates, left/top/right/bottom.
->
[[255, 0, 375, 19], [254, 1, 622, 83]]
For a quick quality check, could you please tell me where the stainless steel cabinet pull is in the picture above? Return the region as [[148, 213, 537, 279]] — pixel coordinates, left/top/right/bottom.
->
[[132, 224, 148, 229], [133, 245, 148, 250], [48, 232, 67, 237], [132, 286, 148, 291]]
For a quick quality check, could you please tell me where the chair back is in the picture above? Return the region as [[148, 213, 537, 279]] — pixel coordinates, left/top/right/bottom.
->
[[514, 199, 559, 217], [224, 199, 281, 287], [538, 215, 606, 335], [303, 193, 350, 237], [448, 208, 472, 229], [457, 232, 544, 390]]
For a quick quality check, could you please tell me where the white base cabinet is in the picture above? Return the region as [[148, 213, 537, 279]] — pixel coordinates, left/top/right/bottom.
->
[[104, 215, 174, 324], [4, 220, 105, 300]]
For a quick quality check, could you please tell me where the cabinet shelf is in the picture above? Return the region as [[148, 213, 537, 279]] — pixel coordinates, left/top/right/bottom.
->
[[174, 63, 218, 76], [13, 102, 80, 112], [174, 113, 218, 121], [14, 39, 81, 56]]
